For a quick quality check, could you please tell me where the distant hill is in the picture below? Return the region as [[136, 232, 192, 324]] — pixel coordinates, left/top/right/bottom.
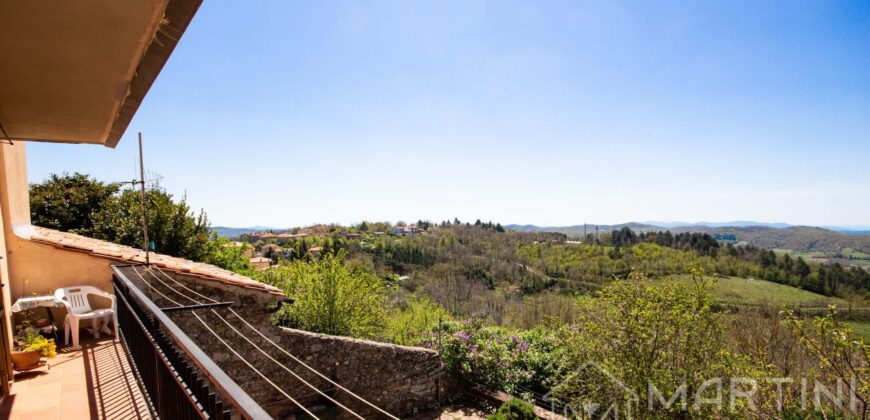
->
[[506, 222, 870, 253], [506, 223, 662, 237], [645, 221, 793, 229], [212, 226, 283, 238]]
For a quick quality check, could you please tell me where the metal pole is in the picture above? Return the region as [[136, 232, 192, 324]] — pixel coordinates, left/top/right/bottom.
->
[[138, 133, 150, 265]]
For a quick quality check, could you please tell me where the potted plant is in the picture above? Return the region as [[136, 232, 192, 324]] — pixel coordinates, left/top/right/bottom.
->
[[11, 321, 57, 371]]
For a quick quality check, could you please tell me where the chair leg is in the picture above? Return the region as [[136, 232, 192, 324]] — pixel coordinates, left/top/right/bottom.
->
[[64, 315, 71, 346], [99, 314, 112, 336], [71, 317, 80, 347], [92, 318, 100, 339]]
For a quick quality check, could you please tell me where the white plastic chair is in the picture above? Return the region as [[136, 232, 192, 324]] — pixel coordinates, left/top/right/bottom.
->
[[54, 286, 117, 347]]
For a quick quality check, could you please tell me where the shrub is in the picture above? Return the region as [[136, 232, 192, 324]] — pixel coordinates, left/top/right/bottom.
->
[[785, 307, 869, 417], [423, 319, 571, 397], [265, 250, 386, 338], [15, 324, 57, 359], [487, 399, 537, 420], [554, 270, 751, 418], [382, 296, 452, 346], [25, 336, 57, 359]]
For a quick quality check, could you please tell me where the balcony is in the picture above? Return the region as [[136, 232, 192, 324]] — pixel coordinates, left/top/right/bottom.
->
[[1, 336, 149, 419]]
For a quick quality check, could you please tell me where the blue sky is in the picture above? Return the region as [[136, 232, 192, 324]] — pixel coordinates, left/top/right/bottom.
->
[[27, 1, 870, 228]]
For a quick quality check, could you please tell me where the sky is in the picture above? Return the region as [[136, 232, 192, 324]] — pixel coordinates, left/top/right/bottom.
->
[[26, 1, 870, 228]]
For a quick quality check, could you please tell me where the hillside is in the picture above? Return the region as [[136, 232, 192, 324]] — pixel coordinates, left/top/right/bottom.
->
[[662, 275, 846, 307], [673, 225, 870, 254], [508, 223, 870, 254]]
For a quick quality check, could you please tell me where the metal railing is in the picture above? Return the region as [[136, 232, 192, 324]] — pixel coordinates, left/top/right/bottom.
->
[[112, 265, 271, 419]]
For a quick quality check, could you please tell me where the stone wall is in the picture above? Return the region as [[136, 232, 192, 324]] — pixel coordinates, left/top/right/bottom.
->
[[125, 267, 453, 418]]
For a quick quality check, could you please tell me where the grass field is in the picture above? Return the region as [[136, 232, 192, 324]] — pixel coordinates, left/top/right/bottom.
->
[[661, 275, 846, 307], [772, 248, 831, 259], [846, 321, 870, 341], [771, 247, 870, 269], [841, 248, 870, 259]]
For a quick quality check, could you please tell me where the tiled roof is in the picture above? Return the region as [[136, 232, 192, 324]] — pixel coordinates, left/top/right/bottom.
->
[[15, 225, 284, 296]]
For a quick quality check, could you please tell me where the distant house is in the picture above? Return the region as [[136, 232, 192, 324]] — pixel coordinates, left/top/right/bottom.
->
[[393, 225, 419, 236], [223, 241, 254, 258], [307, 246, 323, 259], [249, 257, 272, 270], [299, 225, 330, 235]]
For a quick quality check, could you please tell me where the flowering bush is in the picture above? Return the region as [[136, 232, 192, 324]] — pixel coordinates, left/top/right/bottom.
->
[[422, 318, 571, 397]]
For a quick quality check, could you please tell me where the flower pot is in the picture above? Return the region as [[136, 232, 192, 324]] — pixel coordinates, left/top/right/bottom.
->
[[11, 349, 42, 370]]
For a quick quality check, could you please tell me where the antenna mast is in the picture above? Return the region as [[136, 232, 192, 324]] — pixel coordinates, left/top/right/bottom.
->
[[138, 133, 150, 264]]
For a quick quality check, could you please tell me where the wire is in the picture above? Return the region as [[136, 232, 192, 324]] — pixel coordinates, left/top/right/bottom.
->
[[142, 268, 364, 419], [129, 266, 317, 418], [150, 266, 400, 419], [191, 310, 317, 418]]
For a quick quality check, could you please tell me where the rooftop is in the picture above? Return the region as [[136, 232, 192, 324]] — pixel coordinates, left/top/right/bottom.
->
[[17, 225, 283, 296]]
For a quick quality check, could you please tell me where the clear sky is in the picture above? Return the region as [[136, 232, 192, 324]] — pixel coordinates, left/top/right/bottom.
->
[[26, 1, 870, 228]]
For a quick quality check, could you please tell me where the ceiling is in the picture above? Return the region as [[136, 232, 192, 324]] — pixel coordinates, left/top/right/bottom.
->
[[0, 0, 201, 148]]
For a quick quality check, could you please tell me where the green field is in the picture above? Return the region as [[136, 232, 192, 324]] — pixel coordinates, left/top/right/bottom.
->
[[846, 321, 870, 341], [772, 248, 832, 259], [841, 248, 870, 259], [771, 247, 870, 269], [662, 275, 846, 307]]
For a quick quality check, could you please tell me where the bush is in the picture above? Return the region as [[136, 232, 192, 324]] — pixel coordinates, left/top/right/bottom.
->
[[15, 324, 57, 359], [25, 336, 57, 359], [554, 270, 751, 418], [423, 319, 571, 397], [263, 250, 386, 338], [382, 296, 452, 345], [487, 399, 537, 420]]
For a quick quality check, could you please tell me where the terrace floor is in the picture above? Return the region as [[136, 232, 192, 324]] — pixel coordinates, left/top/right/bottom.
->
[[0, 336, 151, 419]]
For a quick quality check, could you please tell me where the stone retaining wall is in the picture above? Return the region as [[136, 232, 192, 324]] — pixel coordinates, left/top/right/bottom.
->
[[128, 269, 453, 418]]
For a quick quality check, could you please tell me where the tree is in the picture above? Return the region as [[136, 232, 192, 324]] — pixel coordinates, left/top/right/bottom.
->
[[31, 174, 214, 262], [555, 271, 748, 417], [30, 173, 119, 235], [785, 308, 868, 417], [203, 234, 254, 274], [267, 250, 386, 338], [91, 185, 211, 261]]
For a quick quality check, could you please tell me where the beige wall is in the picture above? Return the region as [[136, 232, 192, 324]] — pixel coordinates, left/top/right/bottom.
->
[[7, 240, 115, 300], [0, 143, 116, 326], [0, 149, 14, 389]]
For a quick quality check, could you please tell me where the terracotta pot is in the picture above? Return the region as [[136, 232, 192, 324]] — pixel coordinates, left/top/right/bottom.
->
[[11, 349, 42, 370]]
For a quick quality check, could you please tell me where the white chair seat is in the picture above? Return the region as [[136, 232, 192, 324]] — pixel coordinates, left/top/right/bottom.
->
[[71, 308, 114, 319]]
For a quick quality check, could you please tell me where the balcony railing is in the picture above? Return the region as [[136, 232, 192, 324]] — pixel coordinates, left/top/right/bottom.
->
[[112, 264, 270, 419]]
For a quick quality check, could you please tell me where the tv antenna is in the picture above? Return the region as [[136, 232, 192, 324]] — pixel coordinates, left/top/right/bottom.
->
[[118, 133, 154, 264]]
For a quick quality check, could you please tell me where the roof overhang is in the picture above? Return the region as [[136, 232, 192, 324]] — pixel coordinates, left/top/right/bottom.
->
[[0, 0, 202, 148]]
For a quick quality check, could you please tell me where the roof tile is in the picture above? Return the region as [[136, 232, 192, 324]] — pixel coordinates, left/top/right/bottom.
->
[[22, 225, 284, 296]]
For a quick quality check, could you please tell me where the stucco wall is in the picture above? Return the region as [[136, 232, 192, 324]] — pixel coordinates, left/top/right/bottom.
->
[[0, 142, 115, 328]]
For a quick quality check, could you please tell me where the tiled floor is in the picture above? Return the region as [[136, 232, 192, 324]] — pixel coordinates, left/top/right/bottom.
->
[[0, 336, 151, 419]]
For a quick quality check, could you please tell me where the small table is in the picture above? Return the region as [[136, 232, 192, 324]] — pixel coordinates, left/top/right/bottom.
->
[[11, 295, 62, 342], [10, 295, 62, 312]]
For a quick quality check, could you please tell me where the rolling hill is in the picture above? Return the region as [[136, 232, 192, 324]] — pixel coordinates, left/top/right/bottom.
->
[[507, 223, 870, 254]]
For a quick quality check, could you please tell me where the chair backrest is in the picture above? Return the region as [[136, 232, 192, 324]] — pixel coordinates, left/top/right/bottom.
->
[[55, 286, 109, 315]]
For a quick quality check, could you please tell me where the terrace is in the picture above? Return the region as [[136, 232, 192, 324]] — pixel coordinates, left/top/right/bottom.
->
[[2, 336, 149, 420]]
